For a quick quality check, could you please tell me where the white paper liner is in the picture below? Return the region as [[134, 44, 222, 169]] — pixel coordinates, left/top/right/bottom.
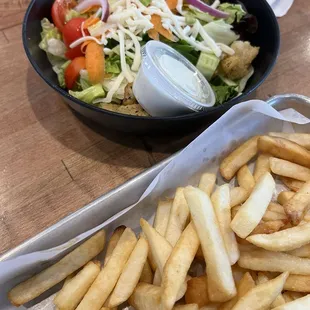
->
[[1, 99, 310, 309]]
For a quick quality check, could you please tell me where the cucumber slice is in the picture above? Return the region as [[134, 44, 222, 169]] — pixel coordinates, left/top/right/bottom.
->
[[196, 53, 220, 81]]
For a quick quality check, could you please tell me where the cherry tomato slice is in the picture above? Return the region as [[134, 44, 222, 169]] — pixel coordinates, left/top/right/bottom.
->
[[51, 0, 75, 32], [65, 45, 84, 60], [62, 17, 86, 47], [65, 56, 86, 89]]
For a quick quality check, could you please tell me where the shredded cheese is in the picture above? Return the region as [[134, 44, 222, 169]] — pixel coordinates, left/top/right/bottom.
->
[[118, 30, 134, 82]]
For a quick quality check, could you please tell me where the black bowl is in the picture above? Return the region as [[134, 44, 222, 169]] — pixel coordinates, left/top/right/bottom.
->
[[23, 0, 280, 134]]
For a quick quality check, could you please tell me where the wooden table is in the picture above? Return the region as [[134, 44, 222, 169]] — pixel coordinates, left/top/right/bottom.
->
[[0, 0, 309, 255]]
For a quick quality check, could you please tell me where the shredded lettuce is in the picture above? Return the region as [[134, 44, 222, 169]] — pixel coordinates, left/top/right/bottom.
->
[[53, 60, 71, 88], [65, 9, 87, 22], [105, 54, 133, 75], [69, 84, 105, 103], [203, 20, 239, 46], [218, 3, 246, 24], [39, 18, 66, 59], [211, 84, 238, 105], [140, 0, 152, 6], [184, 7, 214, 25]]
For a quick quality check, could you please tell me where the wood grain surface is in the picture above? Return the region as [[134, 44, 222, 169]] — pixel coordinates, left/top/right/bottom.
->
[[0, 0, 309, 255]]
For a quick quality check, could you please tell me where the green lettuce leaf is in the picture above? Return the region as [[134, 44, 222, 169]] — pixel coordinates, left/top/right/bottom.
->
[[105, 53, 134, 75], [203, 20, 239, 46], [69, 84, 106, 103], [184, 7, 215, 25], [53, 60, 71, 88], [140, 0, 152, 6], [211, 84, 238, 105], [65, 9, 87, 22], [218, 3, 246, 24]]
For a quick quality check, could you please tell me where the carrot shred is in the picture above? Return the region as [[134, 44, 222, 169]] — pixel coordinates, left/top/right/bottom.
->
[[85, 41, 105, 84], [83, 16, 100, 29], [80, 5, 101, 14], [166, 0, 177, 10], [150, 15, 174, 41], [148, 29, 160, 41]]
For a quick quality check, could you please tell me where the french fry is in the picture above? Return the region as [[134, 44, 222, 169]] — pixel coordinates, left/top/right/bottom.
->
[[237, 165, 255, 192], [247, 222, 310, 251], [231, 272, 288, 310], [238, 250, 310, 275], [231, 172, 275, 238], [277, 191, 295, 205], [154, 199, 172, 236], [287, 291, 305, 300], [76, 228, 137, 310], [262, 210, 288, 221], [231, 205, 240, 220], [140, 218, 172, 276], [257, 135, 310, 168], [54, 272, 75, 302], [200, 304, 221, 310], [268, 202, 286, 215], [185, 275, 209, 307], [195, 246, 204, 260], [281, 176, 305, 192], [253, 154, 271, 182], [256, 272, 286, 307], [211, 184, 239, 265], [230, 187, 249, 208], [287, 244, 310, 258], [165, 188, 189, 246], [284, 274, 310, 292], [272, 294, 310, 309], [220, 136, 259, 181], [238, 243, 259, 252], [108, 237, 149, 307], [104, 226, 126, 266], [282, 292, 294, 303], [269, 132, 310, 150], [250, 220, 285, 235], [231, 265, 247, 285], [283, 180, 310, 225], [153, 269, 161, 285], [198, 173, 216, 196], [173, 304, 199, 310], [270, 157, 310, 181], [140, 260, 153, 284], [161, 222, 200, 310], [219, 272, 255, 310], [100, 308, 117, 310], [8, 230, 106, 307], [54, 261, 101, 310], [184, 187, 236, 302]]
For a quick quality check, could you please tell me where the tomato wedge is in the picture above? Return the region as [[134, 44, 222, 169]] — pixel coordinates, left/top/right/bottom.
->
[[51, 0, 76, 32], [64, 56, 86, 89], [62, 17, 86, 46], [65, 46, 84, 60]]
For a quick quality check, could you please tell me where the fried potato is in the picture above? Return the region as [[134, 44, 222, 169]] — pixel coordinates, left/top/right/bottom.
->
[[231, 272, 288, 310], [8, 230, 106, 307], [104, 226, 126, 266], [281, 176, 305, 192], [220, 136, 259, 180], [161, 222, 200, 310], [219, 272, 255, 310], [250, 220, 285, 235], [287, 244, 310, 258], [129, 283, 161, 310], [231, 205, 241, 220], [76, 228, 136, 310], [198, 173, 216, 196], [231, 172, 275, 238], [153, 269, 161, 285], [165, 187, 189, 246], [184, 187, 236, 302], [269, 132, 310, 150], [257, 135, 310, 168], [200, 304, 221, 310], [253, 154, 271, 182], [262, 210, 288, 222], [185, 275, 209, 307], [195, 246, 204, 260], [238, 250, 310, 275], [282, 292, 294, 303], [140, 260, 153, 284], [256, 272, 286, 307], [277, 191, 295, 205], [54, 261, 100, 310], [270, 157, 310, 181], [283, 180, 310, 225], [231, 265, 247, 285], [284, 274, 310, 292], [237, 165, 255, 192], [272, 294, 310, 309], [247, 222, 310, 251], [140, 218, 172, 276], [173, 304, 198, 310], [108, 237, 149, 307], [287, 291, 305, 300], [268, 202, 286, 215], [154, 199, 172, 236], [230, 187, 249, 208], [211, 184, 239, 265]]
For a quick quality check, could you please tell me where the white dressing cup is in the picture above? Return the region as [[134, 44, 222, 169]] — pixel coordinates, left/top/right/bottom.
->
[[133, 41, 216, 117]]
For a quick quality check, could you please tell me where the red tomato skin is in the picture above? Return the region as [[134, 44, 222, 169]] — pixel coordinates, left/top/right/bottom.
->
[[62, 17, 86, 47], [64, 56, 86, 89], [65, 46, 84, 60], [51, 0, 67, 32]]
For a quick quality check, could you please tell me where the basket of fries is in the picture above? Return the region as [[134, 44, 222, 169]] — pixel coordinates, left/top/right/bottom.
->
[[3, 95, 310, 310]]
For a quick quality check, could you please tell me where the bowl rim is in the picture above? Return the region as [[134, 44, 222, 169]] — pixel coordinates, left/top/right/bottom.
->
[[22, 0, 280, 122]]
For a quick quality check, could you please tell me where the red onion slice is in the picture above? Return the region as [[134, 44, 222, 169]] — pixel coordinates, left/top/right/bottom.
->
[[186, 0, 229, 18], [75, 0, 109, 21]]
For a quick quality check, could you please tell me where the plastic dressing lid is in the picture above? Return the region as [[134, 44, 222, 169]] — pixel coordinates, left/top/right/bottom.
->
[[142, 41, 216, 112]]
